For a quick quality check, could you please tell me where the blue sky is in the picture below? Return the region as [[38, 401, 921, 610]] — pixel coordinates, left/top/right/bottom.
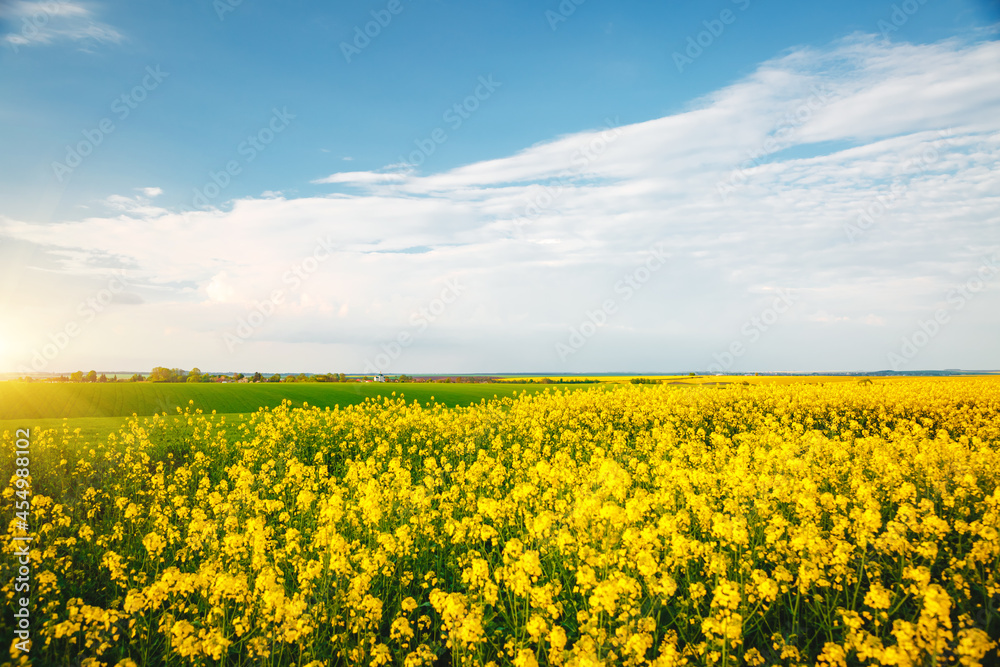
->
[[1, 0, 998, 374]]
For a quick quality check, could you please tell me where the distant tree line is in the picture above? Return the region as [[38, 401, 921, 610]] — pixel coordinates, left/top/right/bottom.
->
[[67, 370, 111, 383], [15, 371, 531, 384], [138, 369, 358, 383], [24, 369, 360, 383], [284, 373, 350, 383]]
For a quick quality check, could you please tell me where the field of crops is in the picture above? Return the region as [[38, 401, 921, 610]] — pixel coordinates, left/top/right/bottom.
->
[[2, 379, 999, 666], [0, 382, 576, 421]]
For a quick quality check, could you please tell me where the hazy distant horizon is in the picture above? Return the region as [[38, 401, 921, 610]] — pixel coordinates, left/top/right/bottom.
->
[[8, 369, 999, 379]]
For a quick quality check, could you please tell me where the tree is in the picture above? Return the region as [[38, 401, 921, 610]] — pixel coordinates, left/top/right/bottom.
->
[[149, 367, 172, 383], [187, 368, 202, 383], [234, 373, 244, 381], [338, 373, 346, 383], [268, 374, 281, 383], [129, 373, 143, 382], [70, 371, 84, 383], [86, 370, 97, 383], [98, 373, 108, 383], [252, 372, 264, 383]]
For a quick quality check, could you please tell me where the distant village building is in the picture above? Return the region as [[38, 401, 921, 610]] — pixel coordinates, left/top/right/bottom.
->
[[374, 373, 386, 382]]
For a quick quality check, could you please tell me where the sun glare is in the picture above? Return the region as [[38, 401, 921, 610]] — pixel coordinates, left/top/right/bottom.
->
[[0, 334, 13, 373]]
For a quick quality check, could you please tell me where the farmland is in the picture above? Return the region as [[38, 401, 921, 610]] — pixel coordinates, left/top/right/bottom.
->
[[0, 382, 606, 448], [0, 381, 588, 422], [1, 377, 998, 666]]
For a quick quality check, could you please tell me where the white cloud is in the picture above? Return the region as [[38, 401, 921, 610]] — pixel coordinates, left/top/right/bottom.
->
[[100, 191, 167, 217], [205, 272, 237, 303], [2, 35, 999, 373], [312, 171, 409, 185], [2, 1, 122, 52]]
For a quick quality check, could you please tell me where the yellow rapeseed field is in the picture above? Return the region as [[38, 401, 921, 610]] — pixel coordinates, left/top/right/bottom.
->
[[2, 379, 999, 666]]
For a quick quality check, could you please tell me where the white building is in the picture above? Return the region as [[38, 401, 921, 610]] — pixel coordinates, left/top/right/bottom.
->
[[374, 373, 386, 382]]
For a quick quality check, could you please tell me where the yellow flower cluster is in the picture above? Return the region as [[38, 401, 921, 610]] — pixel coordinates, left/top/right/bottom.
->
[[2, 379, 999, 665]]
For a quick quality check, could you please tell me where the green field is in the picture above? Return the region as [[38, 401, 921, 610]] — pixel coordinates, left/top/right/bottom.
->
[[0, 381, 594, 423], [0, 382, 598, 445]]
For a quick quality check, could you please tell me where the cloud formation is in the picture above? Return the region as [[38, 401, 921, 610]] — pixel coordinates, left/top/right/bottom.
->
[[2, 1, 122, 52], [2, 34, 998, 374]]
